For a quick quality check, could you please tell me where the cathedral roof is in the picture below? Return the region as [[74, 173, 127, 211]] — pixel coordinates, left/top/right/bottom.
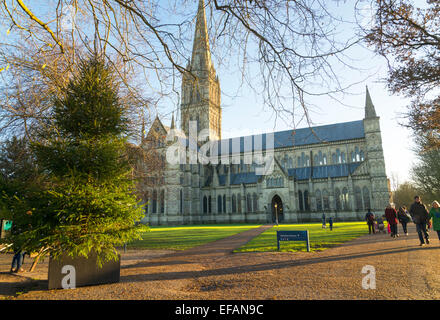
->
[[211, 119, 365, 154]]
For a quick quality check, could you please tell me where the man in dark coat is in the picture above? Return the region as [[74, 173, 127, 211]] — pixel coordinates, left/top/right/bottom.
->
[[409, 196, 430, 246], [365, 209, 375, 234]]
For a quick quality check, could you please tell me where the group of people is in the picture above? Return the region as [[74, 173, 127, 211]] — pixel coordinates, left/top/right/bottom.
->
[[365, 196, 440, 246], [321, 214, 333, 231]]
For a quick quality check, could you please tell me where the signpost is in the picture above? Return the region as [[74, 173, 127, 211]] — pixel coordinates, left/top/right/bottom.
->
[[0, 219, 12, 239], [277, 230, 310, 252]]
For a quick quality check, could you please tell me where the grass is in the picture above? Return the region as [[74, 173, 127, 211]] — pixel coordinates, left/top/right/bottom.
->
[[127, 224, 262, 250], [234, 222, 370, 253]]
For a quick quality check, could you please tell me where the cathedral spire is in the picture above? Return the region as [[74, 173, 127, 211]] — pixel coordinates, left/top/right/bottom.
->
[[170, 112, 175, 129], [191, 0, 212, 71], [365, 85, 377, 118]]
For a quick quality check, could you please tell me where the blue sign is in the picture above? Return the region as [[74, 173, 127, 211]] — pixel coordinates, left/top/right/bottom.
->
[[277, 230, 310, 252], [4, 220, 12, 231]]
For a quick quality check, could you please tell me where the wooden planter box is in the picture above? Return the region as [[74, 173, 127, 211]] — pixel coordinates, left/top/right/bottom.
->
[[48, 251, 120, 290]]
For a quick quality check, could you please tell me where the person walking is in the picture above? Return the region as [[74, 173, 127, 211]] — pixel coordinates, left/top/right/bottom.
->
[[429, 201, 440, 242], [322, 213, 326, 229], [410, 195, 430, 246], [9, 221, 25, 273], [329, 217, 333, 231], [9, 210, 33, 273], [385, 204, 399, 238], [365, 209, 376, 234], [397, 206, 411, 236]]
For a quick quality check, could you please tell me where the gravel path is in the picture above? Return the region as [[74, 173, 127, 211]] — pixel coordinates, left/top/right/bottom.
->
[[1, 223, 440, 300]]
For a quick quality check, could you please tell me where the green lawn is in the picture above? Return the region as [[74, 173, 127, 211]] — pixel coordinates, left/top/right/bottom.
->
[[127, 224, 262, 250], [234, 222, 370, 253]]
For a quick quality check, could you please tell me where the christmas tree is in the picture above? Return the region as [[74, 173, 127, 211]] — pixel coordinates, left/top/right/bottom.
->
[[28, 56, 147, 266]]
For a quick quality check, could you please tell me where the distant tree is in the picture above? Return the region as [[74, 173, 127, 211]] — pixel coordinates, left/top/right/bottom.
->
[[365, 0, 440, 150], [0, 136, 46, 255], [0, 136, 40, 184], [411, 139, 440, 204], [392, 181, 421, 210], [7, 56, 147, 266]]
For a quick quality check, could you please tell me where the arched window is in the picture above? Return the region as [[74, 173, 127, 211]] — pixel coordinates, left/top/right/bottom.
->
[[332, 153, 337, 164], [288, 157, 293, 169], [363, 187, 371, 209], [360, 151, 365, 161], [314, 155, 319, 166], [152, 190, 157, 213], [336, 149, 341, 163], [335, 188, 341, 211], [160, 190, 165, 213], [203, 196, 208, 214], [232, 194, 237, 213], [218, 195, 222, 213], [253, 193, 258, 212], [304, 190, 310, 211], [351, 151, 355, 163], [237, 193, 242, 213], [354, 186, 362, 210], [355, 147, 360, 162], [223, 195, 226, 213], [342, 187, 349, 210], [323, 154, 327, 165], [298, 156, 302, 167], [322, 189, 330, 210], [298, 190, 304, 211], [316, 189, 322, 211], [247, 193, 252, 212], [208, 195, 212, 213], [306, 156, 310, 166], [341, 152, 346, 163]]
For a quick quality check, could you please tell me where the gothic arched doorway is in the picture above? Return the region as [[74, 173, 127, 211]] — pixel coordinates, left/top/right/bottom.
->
[[271, 195, 284, 223]]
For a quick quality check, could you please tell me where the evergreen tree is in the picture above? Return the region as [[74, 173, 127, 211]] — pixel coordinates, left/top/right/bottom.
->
[[17, 56, 147, 265]]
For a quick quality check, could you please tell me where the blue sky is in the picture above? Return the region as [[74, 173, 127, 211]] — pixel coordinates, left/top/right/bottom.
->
[[159, 0, 416, 185], [1, 1, 416, 185]]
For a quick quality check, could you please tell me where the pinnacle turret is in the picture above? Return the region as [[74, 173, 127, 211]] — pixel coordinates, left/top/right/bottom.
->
[[170, 112, 175, 129], [365, 86, 377, 118]]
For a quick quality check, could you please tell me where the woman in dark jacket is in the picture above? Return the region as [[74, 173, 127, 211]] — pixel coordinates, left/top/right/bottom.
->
[[385, 204, 399, 238], [397, 206, 411, 236]]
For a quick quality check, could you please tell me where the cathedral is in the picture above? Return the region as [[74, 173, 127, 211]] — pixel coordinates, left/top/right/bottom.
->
[[139, 0, 391, 225]]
